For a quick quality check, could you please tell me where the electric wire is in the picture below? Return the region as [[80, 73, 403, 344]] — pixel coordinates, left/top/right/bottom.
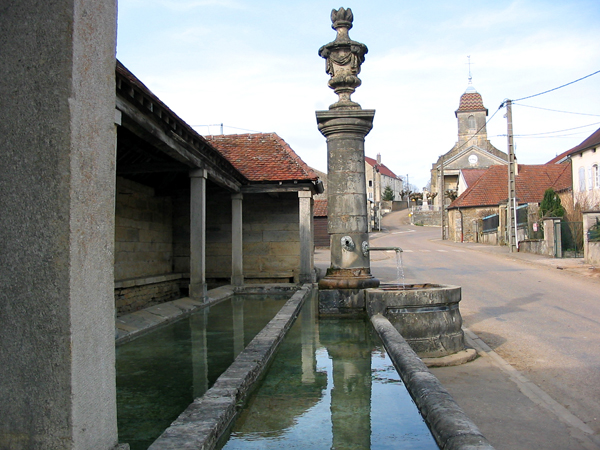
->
[[513, 121, 600, 137], [513, 69, 600, 102], [515, 103, 600, 117]]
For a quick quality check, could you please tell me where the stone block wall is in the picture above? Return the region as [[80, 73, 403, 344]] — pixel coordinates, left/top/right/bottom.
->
[[115, 277, 183, 315], [448, 208, 481, 242], [583, 211, 600, 265], [205, 192, 300, 284], [411, 209, 441, 226], [114, 177, 174, 280]]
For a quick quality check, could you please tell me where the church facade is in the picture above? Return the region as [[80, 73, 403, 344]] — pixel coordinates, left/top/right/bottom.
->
[[430, 84, 508, 207]]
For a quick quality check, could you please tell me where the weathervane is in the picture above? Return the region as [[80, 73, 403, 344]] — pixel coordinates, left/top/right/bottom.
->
[[318, 8, 368, 109], [467, 55, 473, 85]]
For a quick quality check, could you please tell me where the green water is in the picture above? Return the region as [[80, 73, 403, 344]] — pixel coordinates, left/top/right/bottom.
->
[[220, 295, 438, 449], [116, 295, 290, 450]]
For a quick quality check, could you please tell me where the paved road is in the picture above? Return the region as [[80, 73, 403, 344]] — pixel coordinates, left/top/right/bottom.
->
[[368, 210, 600, 445]]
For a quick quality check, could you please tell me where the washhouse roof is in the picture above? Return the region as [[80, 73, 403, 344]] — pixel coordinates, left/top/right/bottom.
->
[[449, 164, 572, 209], [365, 156, 400, 179], [205, 133, 319, 183]]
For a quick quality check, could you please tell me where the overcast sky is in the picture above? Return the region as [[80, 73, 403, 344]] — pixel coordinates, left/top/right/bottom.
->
[[117, 0, 600, 190]]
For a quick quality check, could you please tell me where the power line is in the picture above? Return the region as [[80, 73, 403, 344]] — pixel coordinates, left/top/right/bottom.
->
[[513, 69, 600, 102], [513, 121, 600, 137], [515, 103, 600, 117]]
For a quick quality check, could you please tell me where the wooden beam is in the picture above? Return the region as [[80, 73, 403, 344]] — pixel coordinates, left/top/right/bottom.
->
[[117, 97, 243, 192]]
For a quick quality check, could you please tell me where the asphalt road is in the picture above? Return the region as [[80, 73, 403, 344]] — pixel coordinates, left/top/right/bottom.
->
[[368, 210, 600, 442]]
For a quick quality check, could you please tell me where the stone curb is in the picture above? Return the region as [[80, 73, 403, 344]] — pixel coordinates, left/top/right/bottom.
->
[[371, 314, 495, 450], [147, 284, 313, 450], [422, 348, 478, 368]]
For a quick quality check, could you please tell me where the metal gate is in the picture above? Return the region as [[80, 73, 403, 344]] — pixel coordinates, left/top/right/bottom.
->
[[554, 221, 584, 258]]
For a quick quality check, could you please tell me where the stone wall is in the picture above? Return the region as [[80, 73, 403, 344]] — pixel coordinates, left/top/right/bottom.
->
[[448, 207, 483, 242], [411, 209, 441, 226], [115, 274, 185, 315], [583, 211, 600, 265], [115, 177, 174, 280], [205, 192, 301, 285], [518, 239, 548, 255]]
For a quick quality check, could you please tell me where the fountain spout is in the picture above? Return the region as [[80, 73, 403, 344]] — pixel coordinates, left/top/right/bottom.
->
[[361, 243, 403, 257]]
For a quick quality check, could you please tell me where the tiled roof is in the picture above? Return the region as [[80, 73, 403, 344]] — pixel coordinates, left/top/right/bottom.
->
[[365, 156, 400, 179], [205, 133, 318, 182], [314, 199, 328, 217], [461, 168, 487, 188], [548, 127, 600, 163], [456, 92, 487, 113], [449, 164, 572, 209]]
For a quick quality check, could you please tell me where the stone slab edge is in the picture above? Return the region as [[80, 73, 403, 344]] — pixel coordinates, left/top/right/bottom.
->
[[370, 314, 495, 450], [147, 284, 313, 450], [115, 286, 234, 345]]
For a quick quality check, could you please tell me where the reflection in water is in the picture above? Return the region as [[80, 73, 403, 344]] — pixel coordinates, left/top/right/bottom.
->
[[222, 293, 438, 450], [116, 295, 289, 450]]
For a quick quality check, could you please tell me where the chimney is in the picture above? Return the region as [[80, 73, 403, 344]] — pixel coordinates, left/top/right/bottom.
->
[[376, 153, 381, 165]]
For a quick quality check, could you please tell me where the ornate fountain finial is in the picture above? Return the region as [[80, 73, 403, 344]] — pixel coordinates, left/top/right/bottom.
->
[[319, 7, 368, 110]]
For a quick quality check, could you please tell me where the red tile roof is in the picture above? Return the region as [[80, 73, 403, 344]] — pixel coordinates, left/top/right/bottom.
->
[[461, 168, 487, 188], [547, 127, 600, 164], [314, 199, 328, 217], [449, 164, 572, 209], [205, 133, 318, 182], [456, 92, 487, 113], [365, 156, 400, 179]]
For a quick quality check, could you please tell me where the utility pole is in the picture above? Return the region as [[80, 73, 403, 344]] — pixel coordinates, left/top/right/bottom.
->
[[505, 100, 517, 252], [439, 156, 446, 240]]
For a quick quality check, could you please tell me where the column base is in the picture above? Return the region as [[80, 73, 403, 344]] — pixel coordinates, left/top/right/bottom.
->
[[189, 282, 207, 300]]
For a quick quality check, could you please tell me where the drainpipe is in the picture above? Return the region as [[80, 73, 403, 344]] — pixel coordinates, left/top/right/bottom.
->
[[459, 207, 464, 243]]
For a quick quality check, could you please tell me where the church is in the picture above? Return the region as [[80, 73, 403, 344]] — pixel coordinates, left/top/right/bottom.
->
[[430, 81, 508, 207]]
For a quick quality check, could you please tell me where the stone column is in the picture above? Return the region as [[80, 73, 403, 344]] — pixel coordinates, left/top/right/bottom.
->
[[316, 8, 379, 315], [0, 1, 118, 448], [298, 190, 315, 283], [190, 311, 209, 398], [190, 168, 208, 299], [231, 193, 244, 286]]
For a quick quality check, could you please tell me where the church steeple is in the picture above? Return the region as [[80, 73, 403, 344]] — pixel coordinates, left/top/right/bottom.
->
[[455, 82, 488, 146]]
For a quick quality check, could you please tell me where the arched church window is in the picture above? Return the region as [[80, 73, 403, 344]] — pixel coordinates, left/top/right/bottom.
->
[[468, 115, 476, 130]]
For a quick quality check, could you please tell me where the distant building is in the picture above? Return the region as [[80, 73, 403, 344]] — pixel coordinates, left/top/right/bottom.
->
[[431, 83, 508, 207], [548, 127, 600, 209], [365, 154, 404, 202]]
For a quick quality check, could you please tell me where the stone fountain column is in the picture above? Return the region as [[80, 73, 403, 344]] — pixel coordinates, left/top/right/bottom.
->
[[317, 8, 379, 315]]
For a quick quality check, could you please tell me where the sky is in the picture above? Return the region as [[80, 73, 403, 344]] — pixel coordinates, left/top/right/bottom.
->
[[116, 0, 600, 191]]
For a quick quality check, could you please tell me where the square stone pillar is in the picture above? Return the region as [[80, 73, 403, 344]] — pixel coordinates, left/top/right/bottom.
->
[[189, 169, 208, 299], [0, 1, 118, 448], [298, 190, 315, 283], [231, 193, 244, 286]]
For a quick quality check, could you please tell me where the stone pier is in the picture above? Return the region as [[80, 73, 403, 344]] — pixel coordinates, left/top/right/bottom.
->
[[0, 1, 119, 448]]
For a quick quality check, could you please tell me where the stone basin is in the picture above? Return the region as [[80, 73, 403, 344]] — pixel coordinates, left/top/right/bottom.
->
[[365, 284, 465, 358]]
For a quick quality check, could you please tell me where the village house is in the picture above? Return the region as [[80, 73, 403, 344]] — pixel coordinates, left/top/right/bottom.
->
[[446, 164, 571, 244], [365, 154, 404, 202], [547, 127, 600, 263]]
